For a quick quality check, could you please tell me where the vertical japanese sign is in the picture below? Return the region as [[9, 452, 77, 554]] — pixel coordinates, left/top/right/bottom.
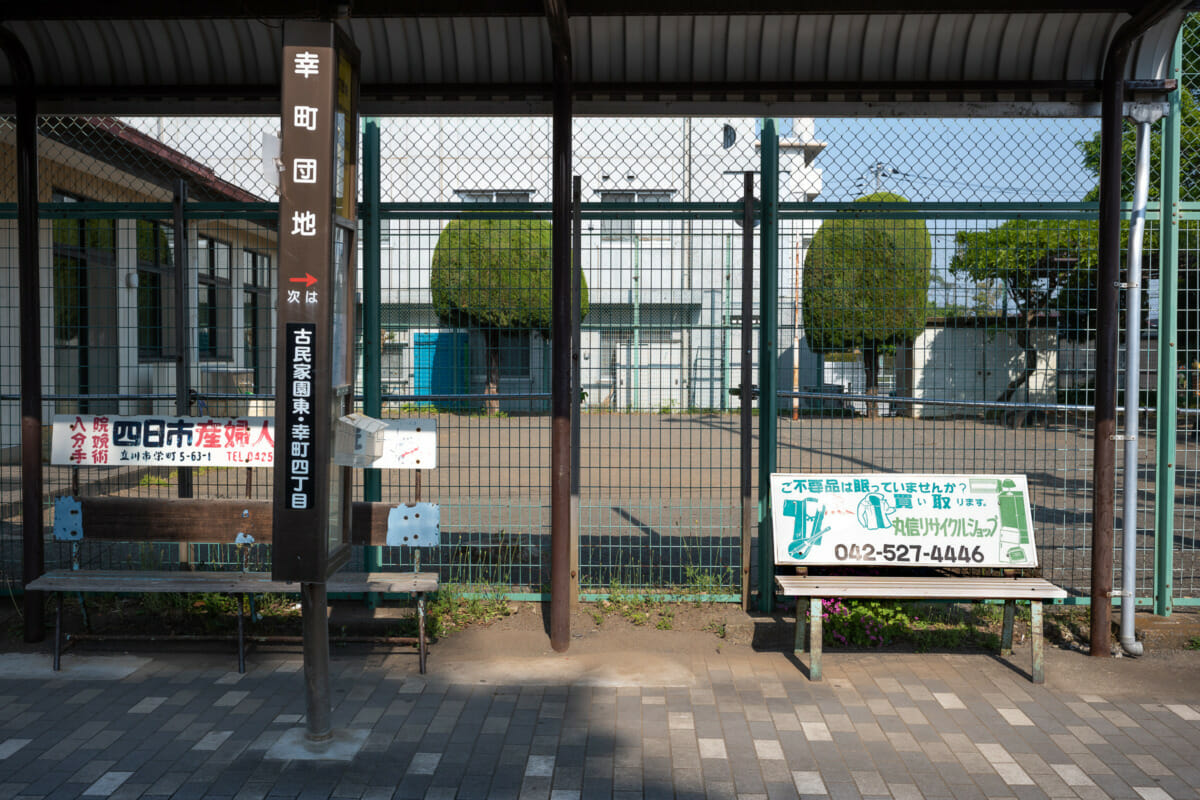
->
[[273, 22, 359, 582]]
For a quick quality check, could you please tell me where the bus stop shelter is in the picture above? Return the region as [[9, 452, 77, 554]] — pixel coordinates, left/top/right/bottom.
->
[[1, 0, 1192, 665]]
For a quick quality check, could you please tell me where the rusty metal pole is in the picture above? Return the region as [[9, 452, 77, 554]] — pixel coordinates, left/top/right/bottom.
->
[[1091, 0, 1183, 657], [173, 181, 193, 571], [546, 0, 573, 652], [570, 175, 582, 610], [1, 29, 45, 643], [1091, 30, 1123, 659]]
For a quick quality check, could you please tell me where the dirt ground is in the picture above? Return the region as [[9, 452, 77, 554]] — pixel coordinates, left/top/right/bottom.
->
[[6, 593, 1196, 701]]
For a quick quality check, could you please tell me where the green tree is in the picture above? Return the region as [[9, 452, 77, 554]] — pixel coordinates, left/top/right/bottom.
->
[[950, 220, 1100, 409], [802, 192, 932, 417], [1077, 17, 1200, 378], [1077, 14, 1200, 206], [430, 216, 588, 412]]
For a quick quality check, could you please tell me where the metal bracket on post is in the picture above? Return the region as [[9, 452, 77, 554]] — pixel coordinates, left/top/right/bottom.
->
[[1124, 102, 1170, 124], [1124, 79, 1175, 124]]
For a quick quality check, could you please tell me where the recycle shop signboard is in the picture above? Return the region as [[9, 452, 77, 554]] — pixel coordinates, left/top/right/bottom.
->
[[770, 473, 1038, 568]]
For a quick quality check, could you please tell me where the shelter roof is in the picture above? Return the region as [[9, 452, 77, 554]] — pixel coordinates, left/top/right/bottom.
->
[[0, 2, 1193, 116]]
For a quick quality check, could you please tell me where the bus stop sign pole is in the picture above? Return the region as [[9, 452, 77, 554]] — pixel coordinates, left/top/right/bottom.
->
[[275, 20, 360, 743]]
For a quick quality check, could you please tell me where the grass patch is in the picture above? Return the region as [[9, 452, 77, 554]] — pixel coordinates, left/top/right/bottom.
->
[[424, 584, 512, 638]]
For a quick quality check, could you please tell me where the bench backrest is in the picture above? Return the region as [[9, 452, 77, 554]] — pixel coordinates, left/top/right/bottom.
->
[[770, 473, 1037, 568]]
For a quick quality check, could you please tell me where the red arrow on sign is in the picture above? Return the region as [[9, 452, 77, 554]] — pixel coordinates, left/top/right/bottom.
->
[[289, 273, 318, 288]]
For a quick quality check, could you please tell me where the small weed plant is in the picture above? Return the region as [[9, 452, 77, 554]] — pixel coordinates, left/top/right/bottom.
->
[[138, 471, 172, 487], [605, 578, 653, 625], [682, 565, 733, 602], [425, 584, 511, 637]]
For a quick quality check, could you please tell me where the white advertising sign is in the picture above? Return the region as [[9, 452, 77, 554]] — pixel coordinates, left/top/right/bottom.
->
[[51, 415, 276, 467], [770, 473, 1038, 568], [333, 419, 437, 470]]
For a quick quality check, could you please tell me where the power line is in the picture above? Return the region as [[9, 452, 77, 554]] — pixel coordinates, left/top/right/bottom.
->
[[854, 161, 1024, 196]]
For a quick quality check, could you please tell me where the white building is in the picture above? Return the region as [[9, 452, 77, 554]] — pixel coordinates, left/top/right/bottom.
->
[[369, 116, 827, 413], [0, 117, 276, 463]]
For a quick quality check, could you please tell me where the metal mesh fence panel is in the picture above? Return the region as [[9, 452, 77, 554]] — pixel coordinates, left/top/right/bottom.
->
[[773, 208, 1120, 598], [3, 40, 1200, 606], [1171, 14, 1200, 601], [0, 114, 281, 580]]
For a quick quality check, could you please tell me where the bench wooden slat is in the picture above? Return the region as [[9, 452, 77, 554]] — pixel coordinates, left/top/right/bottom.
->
[[776, 575, 1067, 601], [28, 569, 439, 595], [63, 497, 398, 546]]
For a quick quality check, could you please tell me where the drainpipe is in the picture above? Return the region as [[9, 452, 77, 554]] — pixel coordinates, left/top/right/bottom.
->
[[1119, 109, 1157, 657], [0, 28, 45, 643], [1091, 0, 1183, 658]]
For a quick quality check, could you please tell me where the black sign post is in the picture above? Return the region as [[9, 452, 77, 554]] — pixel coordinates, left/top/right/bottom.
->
[[274, 20, 359, 744]]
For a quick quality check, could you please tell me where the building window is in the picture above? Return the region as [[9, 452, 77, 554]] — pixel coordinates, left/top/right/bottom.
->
[[196, 236, 232, 360], [597, 189, 675, 240], [454, 189, 533, 203], [136, 220, 177, 360], [51, 191, 118, 413], [243, 249, 272, 392]]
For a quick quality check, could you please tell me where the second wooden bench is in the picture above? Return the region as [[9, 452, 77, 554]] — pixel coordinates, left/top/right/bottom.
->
[[770, 473, 1068, 683]]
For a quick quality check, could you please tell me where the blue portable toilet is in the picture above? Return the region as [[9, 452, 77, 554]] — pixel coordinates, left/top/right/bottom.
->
[[413, 330, 468, 410]]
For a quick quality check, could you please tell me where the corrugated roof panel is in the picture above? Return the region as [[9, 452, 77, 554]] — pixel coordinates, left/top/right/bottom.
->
[[859, 16, 899, 83], [896, 15, 935, 81], [1068, 14, 1112, 80], [794, 14, 835, 81], [1129, 13, 1180, 79], [0, 10, 1189, 115]]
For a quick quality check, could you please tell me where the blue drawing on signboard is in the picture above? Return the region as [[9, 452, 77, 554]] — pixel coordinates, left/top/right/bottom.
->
[[856, 493, 894, 530], [782, 498, 830, 560]]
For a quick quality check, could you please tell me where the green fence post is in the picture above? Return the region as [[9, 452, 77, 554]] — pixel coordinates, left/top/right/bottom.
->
[[1154, 35, 1181, 617], [758, 119, 779, 614], [362, 118, 383, 607]]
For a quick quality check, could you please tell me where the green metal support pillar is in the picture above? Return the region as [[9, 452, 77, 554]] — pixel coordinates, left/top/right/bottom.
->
[[362, 118, 383, 605], [758, 119, 779, 613], [1154, 36, 1182, 617]]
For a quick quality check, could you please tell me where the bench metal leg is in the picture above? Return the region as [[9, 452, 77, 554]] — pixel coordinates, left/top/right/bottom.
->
[[53, 592, 63, 672], [417, 592, 427, 674], [236, 593, 246, 674], [1030, 600, 1045, 684], [795, 600, 809, 656], [809, 597, 823, 681], [1001, 599, 1016, 656]]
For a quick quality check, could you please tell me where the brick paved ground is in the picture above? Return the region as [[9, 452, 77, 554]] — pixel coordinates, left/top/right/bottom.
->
[[1, 629, 1198, 800]]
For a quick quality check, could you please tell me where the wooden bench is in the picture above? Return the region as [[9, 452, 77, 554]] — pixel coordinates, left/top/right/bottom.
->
[[28, 569, 438, 674], [777, 575, 1067, 683], [28, 496, 439, 674], [769, 473, 1068, 683]]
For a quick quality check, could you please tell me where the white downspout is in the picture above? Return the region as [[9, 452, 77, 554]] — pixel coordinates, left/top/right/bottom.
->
[[1120, 107, 1158, 657]]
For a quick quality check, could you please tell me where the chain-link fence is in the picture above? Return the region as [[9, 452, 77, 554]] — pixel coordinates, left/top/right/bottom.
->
[[3, 17, 1200, 604]]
